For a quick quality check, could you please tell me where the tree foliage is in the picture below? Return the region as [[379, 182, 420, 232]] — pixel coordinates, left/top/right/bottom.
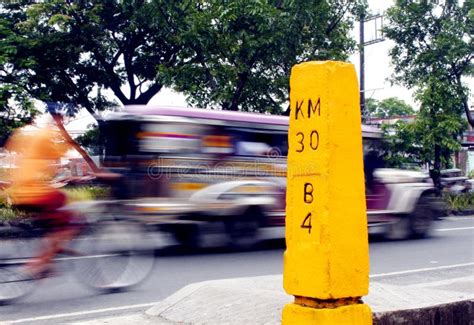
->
[[1, 0, 365, 118], [364, 98, 378, 118], [382, 121, 420, 168], [0, 88, 39, 147], [160, 0, 365, 113], [0, 0, 199, 117], [385, 0, 473, 126], [366, 97, 415, 119], [385, 0, 472, 187], [0, 9, 40, 145], [381, 81, 467, 188], [75, 125, 101, 156], [382, 107, 465, 171]]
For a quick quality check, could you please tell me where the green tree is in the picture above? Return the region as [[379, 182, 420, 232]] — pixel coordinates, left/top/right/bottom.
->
[[385, 0, 472, 125], [381, 84, 466, 189], [366, 97, 415, 119], [413, 77, 466, 187], [1, 0, 365, 118], [0, 10, 39, 145], [365, 98, 378, 118], [167, 0, 365, 113], [0, 96, 39, 147], [376, 97, 415, 118], [0, 0, 203, 166], [381, 121, 420, 168], [75, 125, 101, 156], [382, 98, 464, 173], [0, 0, 199, 116], [385, 0, 472, 188]]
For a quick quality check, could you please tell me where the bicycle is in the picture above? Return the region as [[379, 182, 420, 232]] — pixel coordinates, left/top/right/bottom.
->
[[0, 200, 155, 305]]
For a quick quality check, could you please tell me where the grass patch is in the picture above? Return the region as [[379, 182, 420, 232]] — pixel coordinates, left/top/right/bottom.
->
[[443, 192, 474, 214], [0, 206, 31, 224], [63, 185, 110, 203], [0, 186, 110, 224]]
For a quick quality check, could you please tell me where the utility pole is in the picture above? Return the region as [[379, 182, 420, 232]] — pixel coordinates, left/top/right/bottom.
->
[[359, 13, 385, 123], [359, 12, 365, 123]]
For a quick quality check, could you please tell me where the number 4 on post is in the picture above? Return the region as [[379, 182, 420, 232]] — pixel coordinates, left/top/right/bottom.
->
[[301, 212, 312, 234]]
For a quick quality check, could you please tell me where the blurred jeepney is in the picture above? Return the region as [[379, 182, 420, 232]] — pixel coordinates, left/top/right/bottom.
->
[[103, 106, 287, 247], [102, 106, 443, 246]]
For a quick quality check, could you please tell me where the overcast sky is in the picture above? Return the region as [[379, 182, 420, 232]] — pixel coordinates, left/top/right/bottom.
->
[[351, 1, 410, 103]]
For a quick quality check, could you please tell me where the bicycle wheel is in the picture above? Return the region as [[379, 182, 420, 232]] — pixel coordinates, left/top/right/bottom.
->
[[72, 220, 154, 292], [0, 233, 39, 304]]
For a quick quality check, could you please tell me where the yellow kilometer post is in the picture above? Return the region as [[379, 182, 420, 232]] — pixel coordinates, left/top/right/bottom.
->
[[283, 61, 372, 324]]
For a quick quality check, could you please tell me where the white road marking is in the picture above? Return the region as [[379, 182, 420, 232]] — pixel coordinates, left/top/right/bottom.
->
[[4, 302, 158, 324], [370, 262, 474, 279], [409, 275, 474, 288], [5, 262, 474, 323], [435, 226, 474, 232]]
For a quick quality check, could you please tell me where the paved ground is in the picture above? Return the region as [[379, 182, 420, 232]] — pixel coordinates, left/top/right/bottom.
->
[[141, 267, 474, 324], [72, 263, 474, 324], [0, 216, 472, 324]]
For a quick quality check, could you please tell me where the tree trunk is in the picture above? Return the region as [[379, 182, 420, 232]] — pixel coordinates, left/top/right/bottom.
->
[[450, 73, 474, 127], [430, 144, 442, 192], [97, 120, 106, 165], [51, 114, 100, 173]]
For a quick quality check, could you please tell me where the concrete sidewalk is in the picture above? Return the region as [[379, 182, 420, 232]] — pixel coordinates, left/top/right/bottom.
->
[[80, 265, 474, 324]]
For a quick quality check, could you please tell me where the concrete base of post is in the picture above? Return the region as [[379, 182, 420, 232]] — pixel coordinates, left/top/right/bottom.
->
[[282, 302, 372, 324]]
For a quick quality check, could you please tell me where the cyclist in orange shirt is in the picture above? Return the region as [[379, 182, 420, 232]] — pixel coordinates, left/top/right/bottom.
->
[[5, 114, 78, 278]]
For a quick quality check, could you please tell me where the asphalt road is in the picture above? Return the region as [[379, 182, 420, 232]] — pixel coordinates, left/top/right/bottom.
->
[[1, 216, 473, 324]]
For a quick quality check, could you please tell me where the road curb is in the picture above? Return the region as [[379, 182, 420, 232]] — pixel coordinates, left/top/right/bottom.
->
[[451, 210, 474, 216], [70, 299, 474, 324], [147, 298, 474, 325], [144, 273, 474, 325], [373, 299, 474, 325]]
